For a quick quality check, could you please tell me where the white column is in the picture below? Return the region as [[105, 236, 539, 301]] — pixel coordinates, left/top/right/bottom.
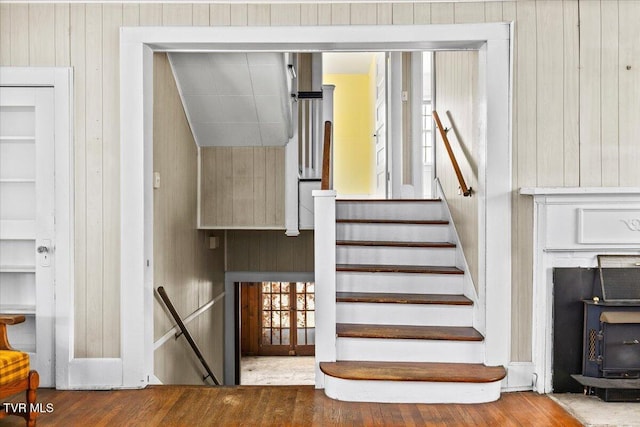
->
[[389, 52, 403, 199], [313, 189, 336, 388], [285, 94, 300, 236], [410, 52, 424, 198]]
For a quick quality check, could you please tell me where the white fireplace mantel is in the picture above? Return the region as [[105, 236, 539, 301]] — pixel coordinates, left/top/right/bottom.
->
[[521, 187, 640, 393]]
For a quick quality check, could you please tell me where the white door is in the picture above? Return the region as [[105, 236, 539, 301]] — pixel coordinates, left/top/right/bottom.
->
[[374, 53, 388, 198], [0, 86, 55, 387]]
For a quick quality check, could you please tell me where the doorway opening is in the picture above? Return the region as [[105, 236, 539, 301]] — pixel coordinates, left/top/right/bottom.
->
[[121, 24, 512, 388], [239, 281, 315, 385], [322, 51, 436, 199]]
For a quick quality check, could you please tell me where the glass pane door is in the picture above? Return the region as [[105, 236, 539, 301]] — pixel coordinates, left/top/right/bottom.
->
[[259, 281, 314, 356]]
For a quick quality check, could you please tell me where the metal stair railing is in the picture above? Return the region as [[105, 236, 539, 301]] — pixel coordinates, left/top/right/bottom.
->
[[156, 286, 220, 385]]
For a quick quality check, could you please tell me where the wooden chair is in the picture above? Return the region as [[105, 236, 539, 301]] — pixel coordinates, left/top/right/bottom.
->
[[0, 315, 39, 427]]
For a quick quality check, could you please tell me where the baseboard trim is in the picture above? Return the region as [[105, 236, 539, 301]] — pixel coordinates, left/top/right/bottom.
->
[[503, 362, 535, 391], [63, 358, 124, 390]]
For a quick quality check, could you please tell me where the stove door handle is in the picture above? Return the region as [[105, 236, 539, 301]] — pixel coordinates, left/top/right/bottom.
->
[[622, 339, 639, 345]]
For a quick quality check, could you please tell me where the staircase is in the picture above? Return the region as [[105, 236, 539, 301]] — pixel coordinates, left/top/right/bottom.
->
[[319, 198, 506, 404]]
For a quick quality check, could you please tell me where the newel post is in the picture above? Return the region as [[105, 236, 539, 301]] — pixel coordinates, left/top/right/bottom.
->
[[313, 189, 336, 388]]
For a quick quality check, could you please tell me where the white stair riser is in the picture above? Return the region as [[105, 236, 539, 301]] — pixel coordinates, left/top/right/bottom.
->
[[323, 376, 502, 404], [337, 223, 450, 242], [336, 202, 443, 221], [336, 272, 464, 294], [336, 303, 473, 326], [336, 338, 484, 363], [337, 246, 456, 266]]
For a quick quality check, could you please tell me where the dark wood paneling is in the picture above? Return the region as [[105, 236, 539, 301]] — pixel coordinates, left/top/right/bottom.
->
[[226, 230, 314, 272], [240, 283, 260, 356]]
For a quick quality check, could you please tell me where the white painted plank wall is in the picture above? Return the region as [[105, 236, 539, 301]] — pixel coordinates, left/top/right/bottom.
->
[[618, 0, 640, 187], [434, 51, 480, 286], [1, 1, 639, 364]]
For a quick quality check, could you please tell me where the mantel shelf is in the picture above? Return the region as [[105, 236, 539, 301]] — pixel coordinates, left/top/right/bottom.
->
[[520, 187, 640, 196]]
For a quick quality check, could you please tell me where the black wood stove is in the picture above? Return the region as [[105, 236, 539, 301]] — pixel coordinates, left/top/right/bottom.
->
[[572, 256, 640, 402]]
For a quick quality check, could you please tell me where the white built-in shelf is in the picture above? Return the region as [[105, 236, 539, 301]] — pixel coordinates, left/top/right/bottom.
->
[[0, 304, 36, 315], [0, 136, 35, 142], [0, 178, 35, 183], [0, 220, 36, 240], [0, 265, 36, 273]]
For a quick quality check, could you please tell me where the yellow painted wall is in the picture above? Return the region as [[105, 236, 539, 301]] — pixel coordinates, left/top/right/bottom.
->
[[323, 74, 374, 195]]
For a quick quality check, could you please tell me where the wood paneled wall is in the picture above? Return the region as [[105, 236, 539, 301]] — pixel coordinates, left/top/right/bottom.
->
[[153, 53, 225, 383], [434, 51, 479, 288], [200, 147, 285, 228], [2, 1, 639, 364], [226, 230, 314, 272]]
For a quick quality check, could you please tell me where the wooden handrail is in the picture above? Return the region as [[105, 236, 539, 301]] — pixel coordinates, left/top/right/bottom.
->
[[321, 120, 332, 190], [156, 286, 220, 385], [432, 111, 472, 197]]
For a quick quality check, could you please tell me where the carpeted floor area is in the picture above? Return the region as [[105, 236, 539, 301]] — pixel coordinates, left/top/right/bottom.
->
[[240, 356, 315, 385], [551, 393, 640, 426]]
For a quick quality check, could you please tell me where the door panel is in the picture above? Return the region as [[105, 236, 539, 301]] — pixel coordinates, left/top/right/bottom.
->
[[0, 86, 55, 386], [374, 53, 388, 198], [240, 281, 315, 357]]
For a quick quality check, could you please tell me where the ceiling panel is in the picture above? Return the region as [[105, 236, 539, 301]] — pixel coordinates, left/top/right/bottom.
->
[[168, 52, 293, 147]]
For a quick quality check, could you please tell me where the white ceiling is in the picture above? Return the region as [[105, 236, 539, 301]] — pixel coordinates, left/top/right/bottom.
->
[[323, 52, 377, 75], [168, 52, 292, 147]]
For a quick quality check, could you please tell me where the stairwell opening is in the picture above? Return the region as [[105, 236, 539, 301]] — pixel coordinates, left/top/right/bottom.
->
[[120, 24, 512, 390]]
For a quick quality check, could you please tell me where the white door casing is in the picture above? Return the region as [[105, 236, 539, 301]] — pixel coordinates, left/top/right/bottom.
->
[[120, 24, 512, 390], [374, 53, 388, 198], [0, 67, 73, 389], [0, 87, 55, 386]]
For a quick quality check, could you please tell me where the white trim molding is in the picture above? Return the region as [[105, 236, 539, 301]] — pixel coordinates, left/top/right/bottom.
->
[[120, 24, 512, 389], [0, 67, 75, 389], [521, 186, 640, 393]]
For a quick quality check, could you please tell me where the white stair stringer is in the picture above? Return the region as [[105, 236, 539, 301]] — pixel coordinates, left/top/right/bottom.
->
[[320, 198, 503, 404], [336, 302, 473, 326], [336, 338, 484, 363], [323, 376, 502, 404]]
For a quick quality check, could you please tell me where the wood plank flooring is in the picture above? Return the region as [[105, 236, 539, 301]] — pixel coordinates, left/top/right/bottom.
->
[[336, 292, 472, 305], [319, 361, 506, 383], [336, 264, 464, 274], [337, 323, 484, 341], [1, 386, 581, 426], [336, 219, 450, 225], [336, 240, 456, 248]]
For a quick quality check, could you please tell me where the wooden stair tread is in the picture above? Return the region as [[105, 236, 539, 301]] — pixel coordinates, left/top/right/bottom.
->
[[320, 361, 506, 383], [336, 219, 449, 225], [336, 292, 472, 305], [337, 198, 441, 203], [337, 323, 484, 341], [336, 240, 455, 248], [337, 264, 464, 275]]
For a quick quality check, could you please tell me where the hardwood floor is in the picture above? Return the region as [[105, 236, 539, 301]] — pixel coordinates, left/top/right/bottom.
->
[[1, 386, 581, 426]]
